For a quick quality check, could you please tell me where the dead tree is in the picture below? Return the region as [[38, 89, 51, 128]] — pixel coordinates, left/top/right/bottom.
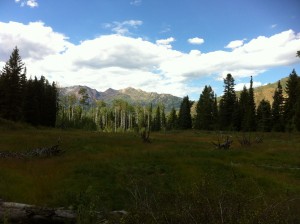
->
[[140, 128, 151, 143], [212, 134, 233, 150]]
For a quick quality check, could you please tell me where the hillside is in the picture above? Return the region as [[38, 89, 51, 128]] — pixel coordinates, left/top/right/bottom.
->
[[59, 86, 182, 112]]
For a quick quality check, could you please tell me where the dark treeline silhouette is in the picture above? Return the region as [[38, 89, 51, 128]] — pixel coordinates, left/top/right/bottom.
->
[[194, 71, 300, 132], [0, 47, 58, 126]]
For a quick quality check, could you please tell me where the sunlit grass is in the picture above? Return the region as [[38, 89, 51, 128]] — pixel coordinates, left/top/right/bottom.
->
[[0, 127, 300, 222]]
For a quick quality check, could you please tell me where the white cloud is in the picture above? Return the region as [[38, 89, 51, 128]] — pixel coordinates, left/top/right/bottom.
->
[[130, 0, 142, 6], [0, 21, 72, 61], [1, 21, 300, 97], [103, 20, 143, 35], [188, 37, 204, 45], [271, 24, 277, 29], [156, 37, 175, 49], [225, 39, 244, 49], [15, 0, 38, 8], [235, 82, 262, 91]]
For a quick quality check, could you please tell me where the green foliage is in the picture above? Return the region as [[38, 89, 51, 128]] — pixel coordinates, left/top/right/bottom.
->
[[284, 69, 299, 127], [272, 81, 285, 132], [166, 107, 178, 130], [195, 85, 216, 130], [257, 99, 272, 132], [178, 96, 192, 129], [219, 74, 237, 130], [242, 76, 257, 131], [0, 47, 58, 127]]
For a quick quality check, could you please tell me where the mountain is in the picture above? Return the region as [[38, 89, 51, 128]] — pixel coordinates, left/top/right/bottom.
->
[[250, 77, 288, 106], [191, 77, 289, 117], [59, 86, 182, 112]]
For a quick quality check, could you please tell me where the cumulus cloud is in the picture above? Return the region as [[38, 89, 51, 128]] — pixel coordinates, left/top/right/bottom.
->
[[156, 37, 175, 49], [103, 20, 143, 35], [15, 0, 38, 8], [188, 37, 204, 45], [0, 21, 300, 97], [130, 0, 142, 6], [225, 39, 244, 49], [0, 21, 72, 61]]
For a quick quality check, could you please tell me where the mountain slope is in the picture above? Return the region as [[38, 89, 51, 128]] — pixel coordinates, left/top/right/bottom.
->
[[59, 86, 182, 112]]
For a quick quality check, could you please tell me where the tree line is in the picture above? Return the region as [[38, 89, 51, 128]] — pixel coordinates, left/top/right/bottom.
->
[[1, 47, 299, 132], [0, 47, 58, 126]]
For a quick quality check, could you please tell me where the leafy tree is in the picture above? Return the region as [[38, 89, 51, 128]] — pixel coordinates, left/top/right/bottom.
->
[[178, 96, 192, 129], [219, 74, 237, 130], [195, 85, 215, 130], [297, 51, 300, 58], [272, 81, 285, 131], [257, 99, 272, 132]]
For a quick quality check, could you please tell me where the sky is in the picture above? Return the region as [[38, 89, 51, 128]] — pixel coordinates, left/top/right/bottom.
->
[[0, 0, 300, 99]]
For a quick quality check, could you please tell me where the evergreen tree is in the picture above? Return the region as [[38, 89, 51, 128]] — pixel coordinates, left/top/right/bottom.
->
[[0, 47, 26, 121], [167, 107, 178, 130], [153, 105, 161, 131], [257, 99, 272, 132], [271, 81, 285, 131], [284, 69, 299, 130], [212, 95, 219, 130], [161, 105, 166, 130], [178, 96, 192, 129], [239, 86, 249, 131], [219, 74, 236, 130], [195, 85, 215, 130], [244, 76, 257, 131]]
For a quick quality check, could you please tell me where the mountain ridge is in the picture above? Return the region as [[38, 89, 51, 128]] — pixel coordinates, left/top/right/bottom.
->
[[59, 86, 183, 112]]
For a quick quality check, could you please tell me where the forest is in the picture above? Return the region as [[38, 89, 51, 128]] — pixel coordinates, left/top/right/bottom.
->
[[1, 47, 300, 133]]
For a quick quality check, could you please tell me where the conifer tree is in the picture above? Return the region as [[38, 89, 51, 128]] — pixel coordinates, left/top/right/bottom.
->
[[239, 86, 249, 131], [271, 81, 285, 131], [284, 69, 299, 129], [0, 47, 26, 121], [219, 74, 236, 130], [257, 99, 272, 132], [167, 107, 178, 130], [195, 85, 215, 130], [153, 105, 161, 131], [244, 76, 257, 131], [178, 96, 192, 129]]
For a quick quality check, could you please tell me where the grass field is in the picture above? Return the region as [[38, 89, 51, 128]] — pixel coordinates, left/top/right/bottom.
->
[[0, 126, 300, 223]]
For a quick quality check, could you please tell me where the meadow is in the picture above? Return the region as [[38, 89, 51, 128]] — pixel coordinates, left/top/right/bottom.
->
[[0, 124, 300, 223]]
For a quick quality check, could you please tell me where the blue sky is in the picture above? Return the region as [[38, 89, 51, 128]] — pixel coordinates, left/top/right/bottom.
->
[[0, 0, 300, 99]]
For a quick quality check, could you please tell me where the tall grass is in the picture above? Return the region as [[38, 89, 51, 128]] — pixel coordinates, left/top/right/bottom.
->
[[0, 127, 300, 223]]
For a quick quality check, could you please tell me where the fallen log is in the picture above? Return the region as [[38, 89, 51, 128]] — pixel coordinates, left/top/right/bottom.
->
[[0, 200, 76, 223]]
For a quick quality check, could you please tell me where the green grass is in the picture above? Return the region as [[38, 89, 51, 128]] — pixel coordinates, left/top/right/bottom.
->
[[0, 128, 300, 223]]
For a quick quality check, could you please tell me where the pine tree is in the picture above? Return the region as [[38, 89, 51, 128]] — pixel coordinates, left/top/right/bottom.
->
[[178, 96, 192, 129], [167, 107, 178, 130], [0, 47, 26, 121], [271, 81, 285, 131], [161, 105, 166, 130], [284, 69, 299, 130], [153, 105, 161, 131], [257, 99, 272, 132], [219, 74, 236, 130], [244, 76, 256, 131], [195, 85, 215, 130], [239, 86, 249, 131]]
